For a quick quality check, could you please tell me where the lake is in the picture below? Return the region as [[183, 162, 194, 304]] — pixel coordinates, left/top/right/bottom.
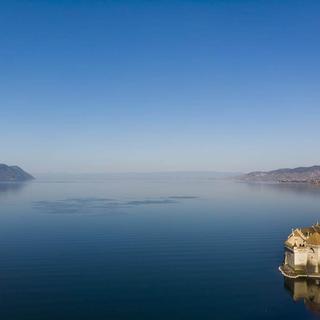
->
[[1, 175, 320, 319]]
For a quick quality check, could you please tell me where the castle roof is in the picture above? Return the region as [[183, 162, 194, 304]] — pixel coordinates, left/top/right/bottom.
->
[[285, 223, 320, 248], [291, 228, 306, 240], [300, 227, 316, 236], [306, 232, 320, 246]]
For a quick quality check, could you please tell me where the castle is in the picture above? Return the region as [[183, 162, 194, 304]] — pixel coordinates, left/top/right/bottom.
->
[[280, 223, 320, 278]]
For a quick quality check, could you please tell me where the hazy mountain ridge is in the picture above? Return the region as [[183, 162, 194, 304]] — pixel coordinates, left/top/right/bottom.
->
[[0, 164, 34, 181], [240, 165, 320, 184]]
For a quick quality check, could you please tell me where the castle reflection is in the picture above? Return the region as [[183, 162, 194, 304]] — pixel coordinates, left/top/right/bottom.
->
[[285, 277, 320, 316], [0, 182, 27, 196]]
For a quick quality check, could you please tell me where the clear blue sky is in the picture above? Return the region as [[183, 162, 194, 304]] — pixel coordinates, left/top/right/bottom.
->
[[1, 0, 319, 173]]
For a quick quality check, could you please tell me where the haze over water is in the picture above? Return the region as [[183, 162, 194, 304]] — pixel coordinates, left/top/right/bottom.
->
[[1, 175, 320, 319]]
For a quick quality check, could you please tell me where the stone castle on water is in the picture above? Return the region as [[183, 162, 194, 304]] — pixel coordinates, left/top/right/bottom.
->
[[280, 223, 320, 278]]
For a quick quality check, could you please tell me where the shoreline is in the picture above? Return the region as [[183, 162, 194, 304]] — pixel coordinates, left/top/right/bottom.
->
[[279, 265, 320, 279]]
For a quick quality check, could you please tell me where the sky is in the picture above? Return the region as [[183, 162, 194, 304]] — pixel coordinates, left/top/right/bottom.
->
[[1, 0, 320, 174]]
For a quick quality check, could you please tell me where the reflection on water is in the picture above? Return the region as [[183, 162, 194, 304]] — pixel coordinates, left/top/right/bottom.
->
[[0, 182, 27, 196], [33, 196, 198, 214], [242, 181, 320, 198], [285, 277, 320, 316]]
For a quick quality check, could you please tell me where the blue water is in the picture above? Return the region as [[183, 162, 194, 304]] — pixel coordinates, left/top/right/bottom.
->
[[0, 176, 320, 319]]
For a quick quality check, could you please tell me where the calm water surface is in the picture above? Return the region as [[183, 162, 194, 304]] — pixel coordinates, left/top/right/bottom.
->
[[1, 176, 320, 319]]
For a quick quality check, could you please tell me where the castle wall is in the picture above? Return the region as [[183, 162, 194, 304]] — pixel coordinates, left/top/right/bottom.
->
[[285, 249, 295, 269], [293, 248, 308, 270], [306, 246, 320, 273], [285, 247, 308, 270]]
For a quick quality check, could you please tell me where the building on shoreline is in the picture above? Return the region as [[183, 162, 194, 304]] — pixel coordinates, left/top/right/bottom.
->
[[280, 223, 320, 278]]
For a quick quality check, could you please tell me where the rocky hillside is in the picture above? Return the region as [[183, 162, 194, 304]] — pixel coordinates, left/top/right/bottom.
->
[[239, 165, 320, 184], [0, 164, 34, 181]]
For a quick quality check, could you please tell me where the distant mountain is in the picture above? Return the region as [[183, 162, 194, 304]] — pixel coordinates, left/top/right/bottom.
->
[[0, 164, 34, 181], [239, 166, 320, 184]]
